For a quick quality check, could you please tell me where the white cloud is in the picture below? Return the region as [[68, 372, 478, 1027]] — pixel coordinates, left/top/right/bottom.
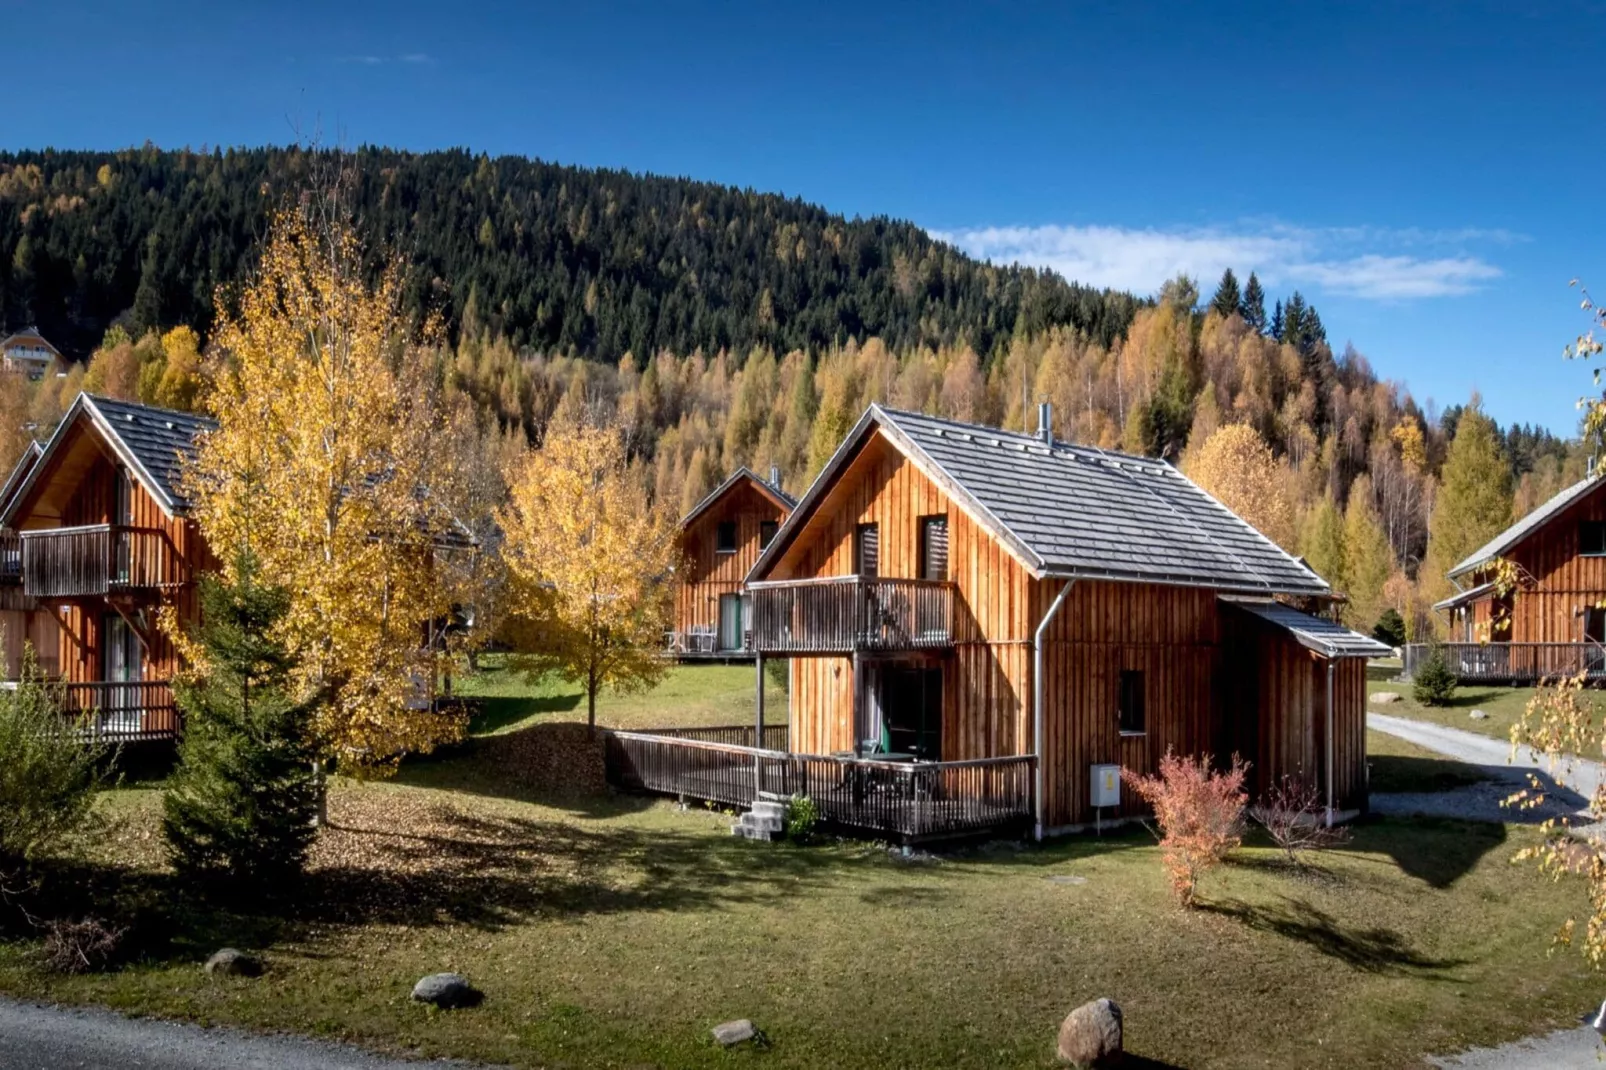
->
[[931, 221, 1508, 301], [338, 52, 436, 67]]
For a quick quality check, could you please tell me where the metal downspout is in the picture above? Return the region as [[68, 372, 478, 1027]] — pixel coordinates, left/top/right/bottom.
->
[[1033, 577, 1076, 841], [1325, 658, 1336, 827]]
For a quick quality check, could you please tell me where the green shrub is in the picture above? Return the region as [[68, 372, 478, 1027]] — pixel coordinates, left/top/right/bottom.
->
[[785, 795, 819, 842], [163, 556, 318, 893], [1372, 608, 1406, 649], [0, 651, 107, 869], [1412, 645, 1459, 706]]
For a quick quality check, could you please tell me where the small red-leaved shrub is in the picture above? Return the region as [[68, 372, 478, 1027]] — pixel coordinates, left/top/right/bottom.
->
[[1122, 751, 1249, 907]]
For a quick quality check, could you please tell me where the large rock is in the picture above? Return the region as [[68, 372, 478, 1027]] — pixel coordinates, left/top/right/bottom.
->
[[204, 948, 262, 978], [1469, 709, 1489, 720], [411, 972, 481, 1009], [711, 1019, 759, 1047], [1370, 692, 1402, 705], [1057, 998, 1122, 1068]]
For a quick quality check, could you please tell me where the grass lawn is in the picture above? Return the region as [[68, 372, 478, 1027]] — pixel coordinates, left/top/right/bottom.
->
[[455, 654, 786, 734], [1365, 729, 1490, 794], [0, 777, 1599, 1070], [1366, 661, 1563, 743], [0, 663, 1599, 1068]]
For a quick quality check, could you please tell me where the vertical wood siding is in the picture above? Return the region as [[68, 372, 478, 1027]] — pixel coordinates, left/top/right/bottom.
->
[[1469, 480, 1606, 642], [675, 479, 790, 636]]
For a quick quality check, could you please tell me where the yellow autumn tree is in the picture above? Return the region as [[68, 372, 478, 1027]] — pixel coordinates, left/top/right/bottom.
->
[[499, 417, 676, 728], [184, 203, 468, 783], [1184, 422, 1296, 551]]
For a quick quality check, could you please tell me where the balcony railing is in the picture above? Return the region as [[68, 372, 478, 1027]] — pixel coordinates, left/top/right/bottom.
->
[[1404, 642, 1606, 684], [0, 678, 180, 742], [20, 524, 187, 598], [749, 576, 954, 654], [0, 531, 19, 583], [604, 727, 1032, 842]]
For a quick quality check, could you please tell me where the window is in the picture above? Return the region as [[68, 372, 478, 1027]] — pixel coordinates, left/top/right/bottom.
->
[[1583, 521, 1606, 557], [1118, 669, 1146, 735], [919, 515, 948, 582], [716, 521, 738, 554], [759, 520, 778, 549], [854, 522, 879, 577]]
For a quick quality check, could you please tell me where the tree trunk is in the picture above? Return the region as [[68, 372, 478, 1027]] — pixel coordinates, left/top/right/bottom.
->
[[311, 758, 328, 827]]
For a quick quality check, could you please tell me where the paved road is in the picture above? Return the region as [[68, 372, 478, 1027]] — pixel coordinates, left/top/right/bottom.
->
[[0, 997, 492, 1069], [1427, 1021, 1605, 1069]]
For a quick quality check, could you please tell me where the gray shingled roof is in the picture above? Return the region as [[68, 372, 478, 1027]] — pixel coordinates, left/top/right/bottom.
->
[[1450, 474, 1603, 579], [0, 441, 42, 520], [750, 405, 1330, 596], [1432, 581, 1496, 611], [1223, 598, 1391, 658], [84, 395, 215, 514], [0, 394, 213, 525], [679, 466, 796, 529]]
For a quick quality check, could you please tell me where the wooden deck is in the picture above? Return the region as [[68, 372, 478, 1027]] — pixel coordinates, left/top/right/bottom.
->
[[20, 524, 189, 598], [749, 576, 954, 654], [1403, 642, 1606, 684], [1, 678, 180, 742], [604, 726, 1033, 842]]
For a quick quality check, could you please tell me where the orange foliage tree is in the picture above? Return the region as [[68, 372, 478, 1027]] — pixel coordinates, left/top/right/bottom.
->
[[1122, 751, 1249, 907]]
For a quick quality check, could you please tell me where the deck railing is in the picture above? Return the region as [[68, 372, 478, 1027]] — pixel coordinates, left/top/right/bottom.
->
[[604, 727, 1032, 841], [0, 531, 20, 583], [1, 678, 180, 742], [21, 524, 187, 598], [749, 576, 954, 654], [1403, 642, 1606, 683]]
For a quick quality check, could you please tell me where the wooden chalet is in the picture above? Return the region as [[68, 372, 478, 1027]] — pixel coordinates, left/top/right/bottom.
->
[[0, 327, 61, 379], [607, 404, 1388, 842], [1418, 473, 1606, 683], [667, 466, 795, 658], [0, 394, 214, 740]]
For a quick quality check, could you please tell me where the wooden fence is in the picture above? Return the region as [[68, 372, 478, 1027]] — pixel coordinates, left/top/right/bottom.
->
[[1, 678, 180, 742], [604, 727, 1033, 842], [1403, 642, 1606, 684], [749, 576, 953, 654]]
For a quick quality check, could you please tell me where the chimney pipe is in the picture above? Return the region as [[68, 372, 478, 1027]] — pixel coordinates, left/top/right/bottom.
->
[[769, 464, 782, 490], [1037, 401, 1053, 447]]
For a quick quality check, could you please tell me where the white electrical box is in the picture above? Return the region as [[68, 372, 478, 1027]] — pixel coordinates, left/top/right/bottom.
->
[[1090, 764, 1121, 808]]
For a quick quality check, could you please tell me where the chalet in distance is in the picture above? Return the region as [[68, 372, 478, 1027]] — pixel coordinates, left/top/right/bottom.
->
[[667, 466, 794, 658], [0, 327, 62, 379], [607, 404, 1387, 842], [1423, 472, 1606, 682]]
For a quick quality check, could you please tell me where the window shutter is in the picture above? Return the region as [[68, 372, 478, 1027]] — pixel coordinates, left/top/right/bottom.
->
[[921, 517, 948, 581], [856, 523, 879, 577]]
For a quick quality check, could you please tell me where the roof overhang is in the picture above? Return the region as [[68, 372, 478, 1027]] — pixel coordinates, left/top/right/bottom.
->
[[1432, 582, 1496, 612], [678, 467, 796, 531], [1221, 596, 1392, 659]]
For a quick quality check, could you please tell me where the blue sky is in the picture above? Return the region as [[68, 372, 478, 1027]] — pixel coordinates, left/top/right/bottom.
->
[[5, 0, 1603, 433]]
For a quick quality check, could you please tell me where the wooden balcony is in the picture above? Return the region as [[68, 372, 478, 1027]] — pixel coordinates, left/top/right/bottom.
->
[[0, 531, 20, 584], [20, 524, 188, 599], [749, 576, 954, 654], [1403, 642, 1606, 684], [1, 678, 180, 742], [604, 727, 1032, 843]]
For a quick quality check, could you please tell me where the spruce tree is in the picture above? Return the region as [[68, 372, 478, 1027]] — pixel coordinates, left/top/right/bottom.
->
[[1240, 272, 1266, 333], [163, 554, 318, 894], [1282, 292, 1308, 347], [1209, 268, 1241, 320], [1269, 300, 1284, 342]]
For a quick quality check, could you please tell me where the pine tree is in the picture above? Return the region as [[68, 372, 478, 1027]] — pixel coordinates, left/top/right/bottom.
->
[[1269, 300, 1284, 342], [1240, 272, 1266, 333], [1209, 269, 1241, 320], [1282, 292, 1308, 347], [163, 554, 318, 893]]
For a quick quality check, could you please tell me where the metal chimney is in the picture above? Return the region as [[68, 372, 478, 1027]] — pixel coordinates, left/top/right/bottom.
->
[[1037, 401, 1053, 447], [769, 464, 782, 491]]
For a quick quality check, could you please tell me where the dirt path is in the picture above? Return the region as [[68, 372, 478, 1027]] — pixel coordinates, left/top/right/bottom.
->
[[0, 997, 494, 1070]]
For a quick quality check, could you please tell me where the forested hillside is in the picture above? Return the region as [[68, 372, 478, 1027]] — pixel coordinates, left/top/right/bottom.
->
[[0, 145, 1140, 362], [0, 147, 1584, 639]]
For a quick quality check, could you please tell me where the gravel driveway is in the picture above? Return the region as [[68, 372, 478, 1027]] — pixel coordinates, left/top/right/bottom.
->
[[1368, 712, 1603, 831], [0, 997, 495, 1070]]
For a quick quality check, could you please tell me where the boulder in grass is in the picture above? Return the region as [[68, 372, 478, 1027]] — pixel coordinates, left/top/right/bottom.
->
[[204, 948, 262, 978], [1469, 709, 1488, 720], [1370, 692, 1401, 705], [711, 1019, 760, 1047], [411, 972, 482, 1009], [1057, 998, 1122, 1067]]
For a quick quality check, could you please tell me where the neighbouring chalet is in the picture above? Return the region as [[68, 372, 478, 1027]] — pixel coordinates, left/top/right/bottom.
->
[[606, 404, 1388, 843], [0, 327, 62, 379], [1423, 473, 1606, 683], [667, 466, 795, 658], [0, 393, 215, 740]]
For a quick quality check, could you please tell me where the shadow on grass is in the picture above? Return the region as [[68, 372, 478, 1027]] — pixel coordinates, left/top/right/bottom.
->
[[1199, 894, 1465, 976], [463, 693, 581, 735], [1349, 816, 1508, 889], [1367, 753, 1490, 794], [1367, 663, 1404, 683]]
